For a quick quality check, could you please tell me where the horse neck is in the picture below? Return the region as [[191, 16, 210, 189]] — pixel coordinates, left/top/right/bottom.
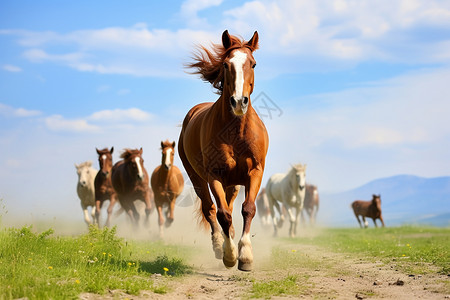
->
[[158, 165, 172, 185]]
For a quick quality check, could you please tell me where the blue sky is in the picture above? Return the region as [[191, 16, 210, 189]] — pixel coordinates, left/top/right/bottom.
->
[[1, 0, 450, 220]]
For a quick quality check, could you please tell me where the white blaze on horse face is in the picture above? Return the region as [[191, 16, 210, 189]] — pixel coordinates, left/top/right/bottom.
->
[[164, 148, 173, 169], [229, 50, 248, 100], [135, 157, 144, 180]]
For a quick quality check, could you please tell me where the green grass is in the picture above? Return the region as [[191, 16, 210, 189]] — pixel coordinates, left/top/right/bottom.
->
[[292, 226, 450, 275], [249, 275, 302, 299], [0, 225, 193, 299]]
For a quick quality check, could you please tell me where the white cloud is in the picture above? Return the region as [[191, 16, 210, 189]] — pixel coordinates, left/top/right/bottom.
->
[[88, 108, 152, 123], [0, 103, 41, 117], [44, 115, 100, 133], [2, 64, 22, 72], [181, 0, 224, 27]]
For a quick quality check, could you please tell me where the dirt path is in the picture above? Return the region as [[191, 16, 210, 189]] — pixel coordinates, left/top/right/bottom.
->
[[139, 236, 449, 299]]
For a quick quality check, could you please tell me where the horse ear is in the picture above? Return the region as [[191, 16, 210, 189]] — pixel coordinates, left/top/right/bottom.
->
[[87, 161, 92, 167], [222, 30, 231, 50], [75, 163, 79, 169], [246, 31, 259, 51], [96, 148, 101, 155], [110, 147, 114, 154], [161, 141, 164, 148], [139, 147, 143, 154], [172, 141, 176, 148]]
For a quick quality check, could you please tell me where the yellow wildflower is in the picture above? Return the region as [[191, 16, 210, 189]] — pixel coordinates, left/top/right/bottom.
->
[[75, 280, 80, 284], [163, 267, 169, 272], [48, 266, 53, 270]]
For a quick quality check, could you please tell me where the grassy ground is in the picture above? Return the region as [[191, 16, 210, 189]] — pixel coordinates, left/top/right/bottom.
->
[[290, 226, 450, 274], [0, 225, 193, 299]]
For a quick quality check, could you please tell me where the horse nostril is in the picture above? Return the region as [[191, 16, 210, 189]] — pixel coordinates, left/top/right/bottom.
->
[[243, 97, 249, 105], [230, 96, 237, 108]]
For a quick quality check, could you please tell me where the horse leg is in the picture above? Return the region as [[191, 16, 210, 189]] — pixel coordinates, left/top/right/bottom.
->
[[105, 195, 117, 227], [373, 218, 378, 228], [209, 179, 237, 268], [143, 190, 152, 227], [237, 172, 263, 271], [81, 203, 91, 225], [353, 211, 362, 228], [95, 200, 103, 227], [165, 198, 175, 228], [267, 193, 280, 236], [156, 201, 164, 238], [293, 206, 301, 236], [91, 206, 96, 223], [225, 186, 240, 238], [362, 216, 368, 228], [286, 206, 296, 238], [379, 215, 385, 227]]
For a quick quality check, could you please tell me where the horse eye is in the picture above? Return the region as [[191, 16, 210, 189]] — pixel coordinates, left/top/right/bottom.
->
[[223, 62, 229, 70]]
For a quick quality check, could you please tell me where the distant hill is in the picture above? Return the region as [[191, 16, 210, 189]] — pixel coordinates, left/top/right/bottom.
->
[[317, 175, 450, 227]]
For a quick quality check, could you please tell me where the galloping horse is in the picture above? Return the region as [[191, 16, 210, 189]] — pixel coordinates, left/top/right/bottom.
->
[[75, 161, 98, 225], [111, 148, 152, 227], [266, 164, 307, 237], [301, 184, 319, 227], [352, 194, 385, 228], [151, 140, 184, 238], [179, 30, 268, 271], [94, 147, 117, 227]]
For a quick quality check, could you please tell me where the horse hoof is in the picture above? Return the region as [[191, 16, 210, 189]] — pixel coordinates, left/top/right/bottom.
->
[[238, 260, 253, 272], [223, 257, 237, 269]]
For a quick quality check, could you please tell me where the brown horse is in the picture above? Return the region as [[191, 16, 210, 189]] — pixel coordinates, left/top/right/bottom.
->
[[150, 140, 184, 238], [302, 184, 319, 227], [111, 148, 152, 227], [94, 147, 117, 227], [352, 194, 385, 228], [179, 30, 269, 271]]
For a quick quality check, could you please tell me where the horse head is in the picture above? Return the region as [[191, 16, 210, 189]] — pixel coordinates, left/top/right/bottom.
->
[[372, 194, 382, 210], [160, 140, 176, 170], [222, 30, 258, 116], [75, 161, 93, 187], [291, 163, 307, 193], [121, 148, 145, 181], [96, 147, 114, 177]]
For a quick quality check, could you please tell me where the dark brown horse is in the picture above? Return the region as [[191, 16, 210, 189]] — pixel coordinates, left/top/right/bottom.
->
[[179, 30, 269, 271], [111, 148, 152, 227], [150, 140, 184, 238], [352, 194, 385, 228], [302, 184, 319, 227], [94, 147, 117, 227]]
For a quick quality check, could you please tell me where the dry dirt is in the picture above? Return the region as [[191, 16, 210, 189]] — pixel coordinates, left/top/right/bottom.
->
[[80, 204, 449, 300]]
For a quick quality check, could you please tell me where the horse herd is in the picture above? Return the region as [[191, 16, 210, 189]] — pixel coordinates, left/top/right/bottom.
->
[[75, 30, 384, 272], [75, 141, 184, 238]]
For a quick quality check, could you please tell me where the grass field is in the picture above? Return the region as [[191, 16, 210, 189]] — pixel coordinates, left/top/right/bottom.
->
[[0, 225, 193, 299], [0, 224, 448, 299]]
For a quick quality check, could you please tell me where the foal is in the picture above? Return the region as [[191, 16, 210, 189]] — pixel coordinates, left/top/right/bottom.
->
[[352, 194, 385, 228]]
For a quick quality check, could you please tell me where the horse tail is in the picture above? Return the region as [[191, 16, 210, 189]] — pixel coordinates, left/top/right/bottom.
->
[[195, 196, 210, 231]]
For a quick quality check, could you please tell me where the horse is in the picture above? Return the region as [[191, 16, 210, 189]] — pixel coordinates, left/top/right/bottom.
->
[[352, 194, 385, 228], [256, 188, 272, 228], [150, 140, 185, 238], [266, 164, 307, 237], [301, 184, 319, 227], [178, 30, 268, 271], [111, 148, 152, 227], [75, 161, 98, 225], [94, 147, 118, 227]]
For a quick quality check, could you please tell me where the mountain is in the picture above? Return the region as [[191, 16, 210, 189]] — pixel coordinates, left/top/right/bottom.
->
[[317, 175, 450, 227]]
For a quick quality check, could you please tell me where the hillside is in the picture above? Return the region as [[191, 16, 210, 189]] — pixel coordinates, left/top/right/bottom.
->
[[318, 175, 450, 227]]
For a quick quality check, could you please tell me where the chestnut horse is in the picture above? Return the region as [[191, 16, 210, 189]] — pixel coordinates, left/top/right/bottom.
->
[[111, 148, 152, 227], [179, 30, 269, 271], [151, 140, 184, 238], [94, 147, 117, 227], [352, 194, 385, 228], [75, 161, 98, 225], [301, 184, 319, 227]]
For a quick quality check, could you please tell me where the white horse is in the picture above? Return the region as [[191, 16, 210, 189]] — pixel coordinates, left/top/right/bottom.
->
[[266, 164, 307, 237], [75, 161, 98, 225]]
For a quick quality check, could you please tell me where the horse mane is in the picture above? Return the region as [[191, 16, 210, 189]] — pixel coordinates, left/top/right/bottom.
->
[[120, 148, 142, 160], [186, 33, 258, 94], [77, 161, 92, 168]]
